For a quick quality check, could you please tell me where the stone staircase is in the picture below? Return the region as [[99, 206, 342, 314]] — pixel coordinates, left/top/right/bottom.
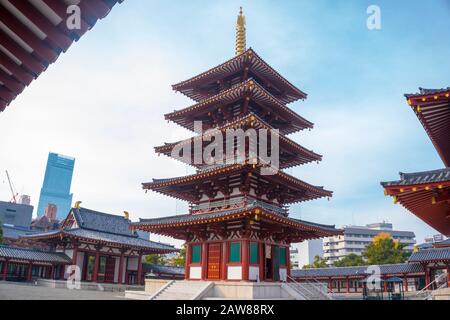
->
[[150, 281, 213, 300], [285, 277, 333, 300]]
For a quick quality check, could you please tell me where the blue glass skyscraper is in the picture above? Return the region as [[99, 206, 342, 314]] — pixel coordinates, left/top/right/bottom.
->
[[37, 153, 75, 220]]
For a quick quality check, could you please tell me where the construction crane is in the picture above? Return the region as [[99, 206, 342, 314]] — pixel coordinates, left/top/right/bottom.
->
[[5, 170, 18, 203]]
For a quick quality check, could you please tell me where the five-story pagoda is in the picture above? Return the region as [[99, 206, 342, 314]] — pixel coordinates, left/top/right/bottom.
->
[[131, 8, 341, 282]]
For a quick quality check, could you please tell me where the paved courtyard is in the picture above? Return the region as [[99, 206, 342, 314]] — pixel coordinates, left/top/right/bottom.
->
[[0, 282, 127, 300]]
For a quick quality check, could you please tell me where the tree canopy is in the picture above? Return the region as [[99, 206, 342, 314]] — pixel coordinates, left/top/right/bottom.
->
[[0, 222, 3, 244], [303, 255, 328, 269], [362, 232, 410, 265], [333, 253, 366, 267], [169, 245, 186, 267], [143, 254, 166, 265]]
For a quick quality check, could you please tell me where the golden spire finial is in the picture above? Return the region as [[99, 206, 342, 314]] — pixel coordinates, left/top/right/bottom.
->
[[235, 6, 246, 56]]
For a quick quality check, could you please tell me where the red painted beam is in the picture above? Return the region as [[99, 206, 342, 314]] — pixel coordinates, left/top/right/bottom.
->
[[0, 8, 58, 63], [0, 99, 7, 111], [0, 50, 34, 85], [81, 0, 112, 20], [0, 87, 16, 102], [41, 0, 91, 39], [8, 1, 73, 51], [0, 29, 45, 75], [0, 68, 25, 94]]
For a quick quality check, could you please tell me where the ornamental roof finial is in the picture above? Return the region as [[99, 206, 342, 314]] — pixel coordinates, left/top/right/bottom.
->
[[235, 7, 246, 56]]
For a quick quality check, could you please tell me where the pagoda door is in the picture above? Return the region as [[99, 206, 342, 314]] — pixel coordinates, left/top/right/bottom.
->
[[207, 243, 221, 280], [104, 257, 116, 283], [272, 246, 280, 281]]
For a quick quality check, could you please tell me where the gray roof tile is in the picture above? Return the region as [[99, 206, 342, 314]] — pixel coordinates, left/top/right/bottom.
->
[[381, 168, 450, 187], [291, 263, 424, 278], [0, 245, 71, 264], [408, 248, 450, 262]]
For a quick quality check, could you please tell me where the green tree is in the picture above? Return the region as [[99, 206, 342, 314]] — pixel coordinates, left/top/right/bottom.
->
[[333, 253, 366, 267], [143, 254, 166, 265], [169, 245, 186, 267], [0, 221, 3, 244], [362, 232, 410, 265], [303, 255, 328, 269]]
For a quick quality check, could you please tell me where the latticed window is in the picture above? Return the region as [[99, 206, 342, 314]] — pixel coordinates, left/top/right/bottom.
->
[[249, 242, 258, 264], [279, 247, 287, 266], [229, 242, 241, 263], [191, 245, 201, 263]]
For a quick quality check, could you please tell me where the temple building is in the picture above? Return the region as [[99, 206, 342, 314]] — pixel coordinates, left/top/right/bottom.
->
[[381, 87, 449, 236], [381, 87, 450, 289], [1, 204, 176, 285], [131, 8, 341, 283]]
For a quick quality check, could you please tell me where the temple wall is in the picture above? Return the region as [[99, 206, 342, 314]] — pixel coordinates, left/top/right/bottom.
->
[[249, 266, 259, 281], [190, 266, 202, 279], [227, 266, 242, 280]]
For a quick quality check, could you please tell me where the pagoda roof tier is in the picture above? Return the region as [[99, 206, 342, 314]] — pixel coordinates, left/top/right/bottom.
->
[[172, 48, 307, 105], [381, 168, 450, 236], [405, 87, 450, 167], [143, 163, 332, 204], [166, 78, 312, 135], [130, 205, 341, 241], [155, 113, 322, 169]]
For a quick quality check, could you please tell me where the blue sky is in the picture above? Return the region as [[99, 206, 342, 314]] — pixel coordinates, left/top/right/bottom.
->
[[1, 0, 449, 246]]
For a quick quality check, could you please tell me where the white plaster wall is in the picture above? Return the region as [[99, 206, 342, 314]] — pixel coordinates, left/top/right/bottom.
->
[[227, 266, 242, 280], [249, 266, 259, 281], [114, 257, 120, 283], [127, 257, 138, 271], [190, 266, 202, 279], [121, 258, 127, 283], [279, 268, 287, 282]]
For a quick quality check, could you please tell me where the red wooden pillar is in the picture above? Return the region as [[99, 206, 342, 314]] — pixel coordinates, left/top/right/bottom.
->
[[201, 242, 208, 280], [383, 277, 388, 293], [242, 240, 249, 281], [221, 241, 228, 281], [50, 265, 55, 280], [286, 246, 291, 279], [403, 273, 408, 292], [185, 244, 191, 280], [346, 277, 350, 293], [328, 278, 333, 293], [59, 264, 65, 280], [447, 264, 450, 288], [2, 260, 8, 281], [27, 262, 33, 282], [137, 252, 143, 285], [92, 249, 100, 282], [118, 250, 125, 284], [425, 267, 430, 289], [258, 242, 264, 281], [71, 242, 78, 278]]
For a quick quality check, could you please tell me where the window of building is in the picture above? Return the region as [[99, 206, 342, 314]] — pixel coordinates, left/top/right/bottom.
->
[[229, 242, 241, 263], [249, 242, 258, 264], [191, 245, 201, 263], [279, 247, 287, 266]]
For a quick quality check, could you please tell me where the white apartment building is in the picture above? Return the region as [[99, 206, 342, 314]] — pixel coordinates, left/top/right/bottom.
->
[[323, 222, 416, 266], [290, 239, 323, 268]]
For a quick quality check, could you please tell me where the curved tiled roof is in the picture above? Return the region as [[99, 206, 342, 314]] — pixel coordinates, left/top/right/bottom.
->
[[408, 248, 450, 263], [381, 168, 450, 187], [20, 207, 177, 253], [131, 203, 340, 236], [172, 48, 307, 105], [291, 263, 424, 278], [142, 264, 184, 276], [0, 245, 71, 264]]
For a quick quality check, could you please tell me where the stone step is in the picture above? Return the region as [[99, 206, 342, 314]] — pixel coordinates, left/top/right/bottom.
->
[[124, 290, 152, 300]]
